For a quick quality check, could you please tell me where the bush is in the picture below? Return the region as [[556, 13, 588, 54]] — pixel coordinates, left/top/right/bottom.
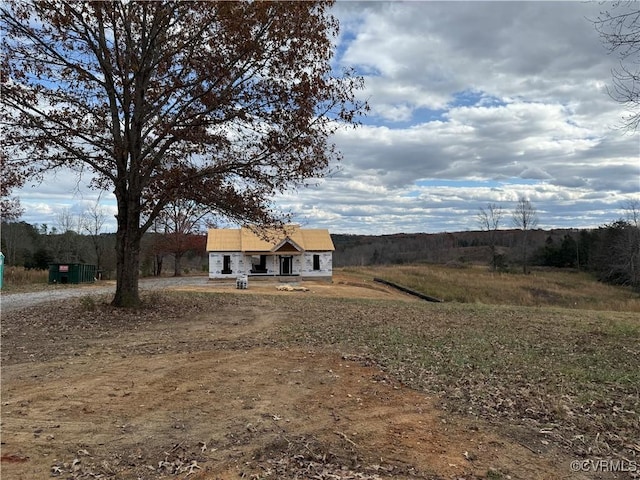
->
[[79, 295, 97, 311]]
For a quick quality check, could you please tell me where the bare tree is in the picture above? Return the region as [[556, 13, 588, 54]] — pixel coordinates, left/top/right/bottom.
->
[[1, 1, 366, 306], [594, 2, 640, 131], [623, 198, 640, 227], [152, 199, 211, 276], [477, 203, 504, 271], [82, 201, 108, 276], [148, 218, 167, 277], [512, 197, 538, 274], [52, 207, 84, 263], [56, 208, 82, 234]]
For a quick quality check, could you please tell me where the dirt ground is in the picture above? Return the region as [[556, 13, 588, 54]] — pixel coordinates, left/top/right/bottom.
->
[[1, 275, 598, 479]]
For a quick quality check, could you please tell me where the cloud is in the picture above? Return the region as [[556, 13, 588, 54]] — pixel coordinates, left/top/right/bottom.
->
[[12, 1, 640, 235]]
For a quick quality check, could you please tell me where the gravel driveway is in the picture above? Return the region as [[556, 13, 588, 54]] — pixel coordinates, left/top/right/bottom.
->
[[0, 276, 210, 313]]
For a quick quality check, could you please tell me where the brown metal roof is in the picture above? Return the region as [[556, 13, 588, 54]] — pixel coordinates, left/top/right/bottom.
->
[[206, 226, 334, 252]]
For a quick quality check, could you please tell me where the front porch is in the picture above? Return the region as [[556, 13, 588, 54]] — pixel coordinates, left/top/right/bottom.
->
[[247, 253, 300, 277]]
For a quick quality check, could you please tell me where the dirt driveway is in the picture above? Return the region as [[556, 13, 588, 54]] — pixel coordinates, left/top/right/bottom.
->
[[1, 276, 594, 479]]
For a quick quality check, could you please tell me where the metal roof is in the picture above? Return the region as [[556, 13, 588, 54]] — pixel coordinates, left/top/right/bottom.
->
[[206, 226, 335, 252]]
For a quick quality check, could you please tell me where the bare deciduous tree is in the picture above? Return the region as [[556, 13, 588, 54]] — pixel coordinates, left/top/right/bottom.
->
[[621, 198, 640, 287], [1, 1, 366, 306], [594, 2, 640, 131], [623, 198, 640, 227], [477, 203, 504, 271], [82, 201, 108, 276], [152, 199, 211, 276], [512, 197, 538, 274], [56, 208, 82, 234]]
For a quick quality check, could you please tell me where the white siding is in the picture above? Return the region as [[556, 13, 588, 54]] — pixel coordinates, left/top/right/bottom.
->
[[208, 252, 245, 279], [301, 251, 332, 278], [209, 251, 332, 279]]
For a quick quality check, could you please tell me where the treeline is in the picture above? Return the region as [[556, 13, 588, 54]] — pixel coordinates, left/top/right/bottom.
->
[[3, 218, 639, 290], [332, 220, 640, 290], [536, 221, 640, 288], [0, 221, 207, 278], [333, 229, 558, 267]]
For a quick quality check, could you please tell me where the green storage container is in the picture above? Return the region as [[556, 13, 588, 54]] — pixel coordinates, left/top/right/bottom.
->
[[48, 263, 97, 284]]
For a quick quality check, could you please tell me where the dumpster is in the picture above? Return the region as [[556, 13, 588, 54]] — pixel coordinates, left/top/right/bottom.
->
[[49, 263, 97, 284]]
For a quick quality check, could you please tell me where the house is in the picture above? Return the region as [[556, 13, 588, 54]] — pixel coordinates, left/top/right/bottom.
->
[[206, 225, 335, 280]]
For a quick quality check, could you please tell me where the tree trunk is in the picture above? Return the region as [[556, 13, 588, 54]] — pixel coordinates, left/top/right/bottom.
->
[[155, 255, 163, 276], [112, 194, 142, 307], [92, 237, 102, 274], [489, 244, 497, 271], [174, 253, 183, 277], [521, 231, 529, 274], [113, 232, 141, 307]]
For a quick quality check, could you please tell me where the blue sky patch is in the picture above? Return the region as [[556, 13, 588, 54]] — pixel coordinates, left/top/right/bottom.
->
[[449, 90, 507, 109]]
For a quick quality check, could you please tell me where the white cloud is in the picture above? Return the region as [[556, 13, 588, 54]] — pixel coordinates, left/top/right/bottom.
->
[[12, 1, 640, 235]]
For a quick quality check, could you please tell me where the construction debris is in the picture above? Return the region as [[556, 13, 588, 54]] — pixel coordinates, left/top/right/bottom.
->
[[276, 285, 309, 292]]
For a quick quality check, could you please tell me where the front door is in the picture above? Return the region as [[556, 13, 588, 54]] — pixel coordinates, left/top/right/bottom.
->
[[280, 256, 292, 275]]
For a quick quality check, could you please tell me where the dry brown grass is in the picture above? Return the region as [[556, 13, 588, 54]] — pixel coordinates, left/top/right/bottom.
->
[[341, 264, 640, 312], [1, 267, 48, 292]]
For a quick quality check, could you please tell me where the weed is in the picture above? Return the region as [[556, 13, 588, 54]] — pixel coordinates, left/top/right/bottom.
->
[[79, 295, 97, 312], [486, 469, 505, 480], [1, 266, 49, 292]]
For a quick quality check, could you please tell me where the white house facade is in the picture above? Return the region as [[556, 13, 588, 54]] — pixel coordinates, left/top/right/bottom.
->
[[207, 226, 334, 280]]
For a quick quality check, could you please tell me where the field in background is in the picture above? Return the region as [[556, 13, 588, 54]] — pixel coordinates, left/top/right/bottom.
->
[[278, 293, 640, 465], [340, 264, 640, 312]]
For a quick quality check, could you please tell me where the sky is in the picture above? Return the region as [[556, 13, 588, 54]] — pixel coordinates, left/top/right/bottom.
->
[[13, 1, 640, 235]]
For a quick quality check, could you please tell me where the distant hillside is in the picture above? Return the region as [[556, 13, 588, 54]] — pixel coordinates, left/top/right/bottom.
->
[[331, 228, 583, 268]]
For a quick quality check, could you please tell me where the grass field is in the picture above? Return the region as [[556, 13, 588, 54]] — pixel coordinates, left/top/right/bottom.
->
[[277, 265, 640, 461], [342, 264, 640, 312]]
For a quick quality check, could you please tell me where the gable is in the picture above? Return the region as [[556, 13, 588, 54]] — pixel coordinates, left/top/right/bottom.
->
[[272, 238, 304, 253]]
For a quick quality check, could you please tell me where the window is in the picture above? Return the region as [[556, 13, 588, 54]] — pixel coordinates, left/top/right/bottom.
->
[[313, 254, 320, 270], [251, 255, 268, 273], [222, 255, 232, 274]]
